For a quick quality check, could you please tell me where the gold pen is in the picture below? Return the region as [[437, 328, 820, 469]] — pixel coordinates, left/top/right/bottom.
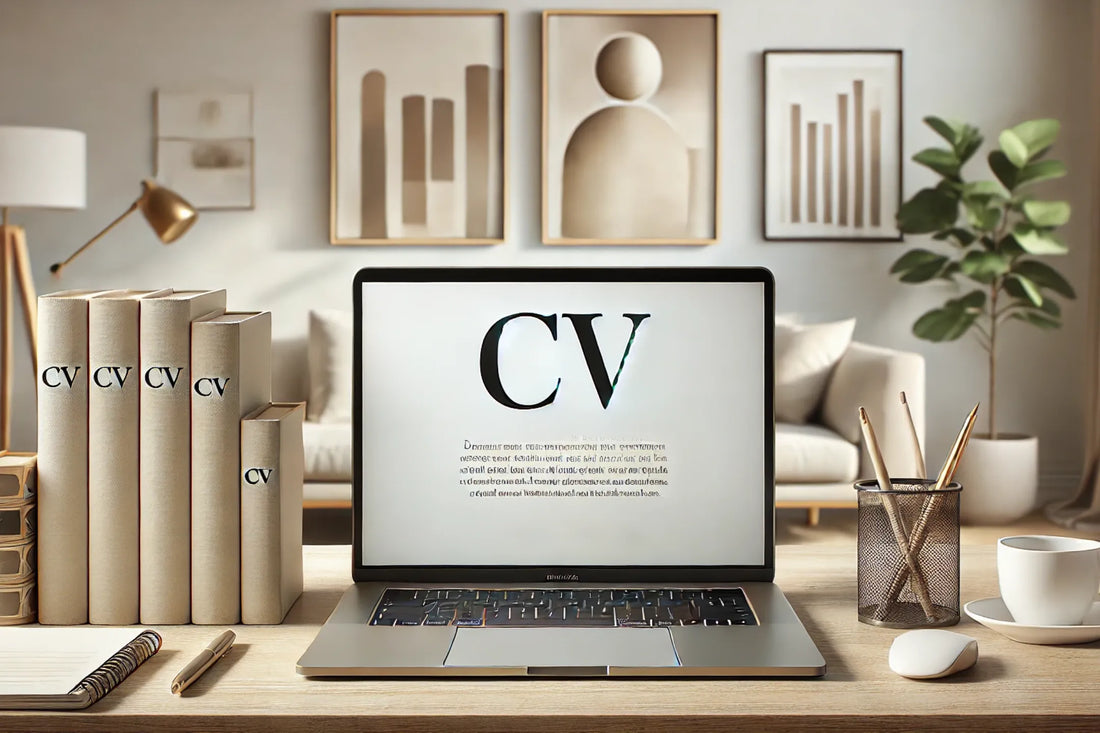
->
[[171, 630, 236, 694]]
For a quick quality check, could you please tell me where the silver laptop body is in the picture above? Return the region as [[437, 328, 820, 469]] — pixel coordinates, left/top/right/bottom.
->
[[298, 267, 826, 677]]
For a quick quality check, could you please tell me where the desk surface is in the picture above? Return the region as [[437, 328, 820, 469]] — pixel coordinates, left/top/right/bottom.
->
[[4, 524, 1100, 732]]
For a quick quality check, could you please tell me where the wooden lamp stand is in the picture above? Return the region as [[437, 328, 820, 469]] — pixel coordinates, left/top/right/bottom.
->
[[1, 208, 38, 451]]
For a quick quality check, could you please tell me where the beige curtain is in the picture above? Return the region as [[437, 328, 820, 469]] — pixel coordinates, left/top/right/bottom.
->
[[1047, 234, 1100, 526], [1046, 265, 1100, 528], [1047, 12, 1100, 529]]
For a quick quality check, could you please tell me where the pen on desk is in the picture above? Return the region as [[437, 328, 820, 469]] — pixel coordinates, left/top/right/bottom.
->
[[171, 630, 236, 694]]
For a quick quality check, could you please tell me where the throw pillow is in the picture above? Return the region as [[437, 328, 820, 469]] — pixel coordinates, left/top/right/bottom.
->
[[774, 318, 856, 424], [307, 309, 353, 423]]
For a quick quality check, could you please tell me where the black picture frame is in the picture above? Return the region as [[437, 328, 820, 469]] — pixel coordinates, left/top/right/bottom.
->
[[763, 49, 903, 242]]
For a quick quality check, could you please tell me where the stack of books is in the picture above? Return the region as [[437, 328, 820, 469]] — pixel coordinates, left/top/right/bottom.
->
[[0, 453, 37, 625], [36, 290, 303, 626]]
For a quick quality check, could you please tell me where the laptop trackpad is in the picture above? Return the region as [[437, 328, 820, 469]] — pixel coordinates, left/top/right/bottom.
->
[[444, 628, 680, 672]]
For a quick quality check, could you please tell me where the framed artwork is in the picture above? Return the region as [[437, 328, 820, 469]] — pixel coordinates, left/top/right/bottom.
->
[[542, 10, 719, 245], [763, 50, 903, 241], [330, 9, 507, 245], [155, 90, 254, 210]]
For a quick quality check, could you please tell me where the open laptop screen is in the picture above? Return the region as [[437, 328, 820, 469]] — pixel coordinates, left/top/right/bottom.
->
[[354, 268, 773, 577]]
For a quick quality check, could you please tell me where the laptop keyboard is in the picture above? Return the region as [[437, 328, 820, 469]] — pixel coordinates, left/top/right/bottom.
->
[[369, 588, 757, 628]]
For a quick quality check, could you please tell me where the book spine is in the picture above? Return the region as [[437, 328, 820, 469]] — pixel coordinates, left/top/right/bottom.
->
[[279, 405, 304, 622], [138, 295, 224, 624], [191, 316, 270, 624], [240, 405, 305, 625], [240, 412, 280, 624], [36, 297, 91, 624], [87, 298, 141, 624]]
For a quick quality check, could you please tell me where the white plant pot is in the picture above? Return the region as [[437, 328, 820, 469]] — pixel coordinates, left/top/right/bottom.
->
[[953, 434, 1039, 525]]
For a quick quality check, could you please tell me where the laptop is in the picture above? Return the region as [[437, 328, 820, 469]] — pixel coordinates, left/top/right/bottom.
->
[[297, 267, 826, 677]]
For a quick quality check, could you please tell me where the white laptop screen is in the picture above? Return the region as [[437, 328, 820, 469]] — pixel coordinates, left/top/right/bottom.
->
[[357, 272, 768, 569]]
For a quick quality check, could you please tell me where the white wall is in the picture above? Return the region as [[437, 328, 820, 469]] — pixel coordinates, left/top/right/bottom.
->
[[1, 0, 1094, 498]]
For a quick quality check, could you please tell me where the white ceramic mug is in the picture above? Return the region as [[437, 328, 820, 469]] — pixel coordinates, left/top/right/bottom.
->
[[997, 535, 1100, 626]]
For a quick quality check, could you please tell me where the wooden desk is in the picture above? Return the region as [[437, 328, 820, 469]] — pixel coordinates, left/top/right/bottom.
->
[[4, 536, 1100, 732]]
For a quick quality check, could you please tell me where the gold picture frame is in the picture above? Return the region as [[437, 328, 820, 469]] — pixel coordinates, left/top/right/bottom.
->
[[541, 9, 719, 245], [330, 9, 508, 245]]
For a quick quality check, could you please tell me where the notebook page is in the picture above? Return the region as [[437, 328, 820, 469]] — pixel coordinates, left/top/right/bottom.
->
[[0, 628, 147, 695]]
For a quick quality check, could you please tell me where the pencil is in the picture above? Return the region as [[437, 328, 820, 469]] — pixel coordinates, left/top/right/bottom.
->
[[860, 407, 936, 622], [879, 403, 980, 613], [900, 392, 925, 480]]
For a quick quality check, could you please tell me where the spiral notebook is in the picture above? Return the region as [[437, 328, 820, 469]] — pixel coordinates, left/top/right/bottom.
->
[[0, 628, 161, 709]]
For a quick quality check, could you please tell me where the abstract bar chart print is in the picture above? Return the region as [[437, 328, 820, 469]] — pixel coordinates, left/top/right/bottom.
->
[[330, 10, 506, 244], [763, 50, 902, 241]]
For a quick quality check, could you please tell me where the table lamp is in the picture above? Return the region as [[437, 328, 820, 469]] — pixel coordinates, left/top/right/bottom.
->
[[50, 179, 198, 276], [0, 125, 87, 450]]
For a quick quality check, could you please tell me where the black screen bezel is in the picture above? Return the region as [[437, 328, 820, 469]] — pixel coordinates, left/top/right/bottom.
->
[[351, 267, 776, 583]]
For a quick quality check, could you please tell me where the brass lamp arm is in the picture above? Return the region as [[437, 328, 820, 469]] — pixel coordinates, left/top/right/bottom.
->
[[49, 198, 141, 276]]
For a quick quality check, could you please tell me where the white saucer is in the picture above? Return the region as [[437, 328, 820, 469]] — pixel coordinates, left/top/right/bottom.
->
[[964, 597, 1100, 645]]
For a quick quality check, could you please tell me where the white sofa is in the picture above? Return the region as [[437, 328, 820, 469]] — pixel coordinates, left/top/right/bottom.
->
[[272, 336, 925, 526]]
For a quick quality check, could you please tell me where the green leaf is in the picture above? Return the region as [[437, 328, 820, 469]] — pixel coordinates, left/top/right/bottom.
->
[[900, 260, 950, 283], [1007, 273, 1043, 306], [1016, 159, 1067, 187], [999, 129, 1029, 168], [956, 289, 988, 310], [924, 116, 967, 146], [1022, 200, 1070, 228], [913, 306, 979, 342], [1039, 298, 1062, 317], [1012, 260, 1076, 298], [939, 261, 962, 281], [1013, 225, 1069, 255], [956, 130, 984, 166], [963, 181, 1007, 198], [999, 234, 1026, 259], [913, 147, 960, 178], [932, 228, 977, 246], [1007, 119, 1060, 159], [988, 150, 1019, 190], [959, 251, 1010, 283], [890, 249, 949, 283], [890, 248, 942, 273], [1011, 311, 1061, 329], [897, 188, 958, 233], [963, 198, 1002, 231]]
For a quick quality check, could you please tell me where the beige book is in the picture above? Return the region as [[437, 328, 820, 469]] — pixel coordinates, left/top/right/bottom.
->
[[240, 402, 304, 624], [36, 290, 113, 625], [191, 312, 271, 624], [138, 290, 226, 625], [87, 290, 171, 625], [0, 452, 36, 502]]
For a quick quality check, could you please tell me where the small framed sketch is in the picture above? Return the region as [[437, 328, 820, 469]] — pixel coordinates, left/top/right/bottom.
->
[[155, 90, 254, 210], [542, 10, 719, 245], [763, 50, 903, 241], [330, 9, 507, 245]]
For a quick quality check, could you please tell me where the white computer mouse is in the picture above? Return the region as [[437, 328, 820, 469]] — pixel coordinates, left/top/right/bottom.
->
[[888, 629, 978, 679]]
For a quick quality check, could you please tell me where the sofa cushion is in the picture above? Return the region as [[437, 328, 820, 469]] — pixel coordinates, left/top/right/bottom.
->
[[774, 318, 855, 423], [303, 421, 353, 481], [775, 422, 859, 484], [307, 309, 353, 423]]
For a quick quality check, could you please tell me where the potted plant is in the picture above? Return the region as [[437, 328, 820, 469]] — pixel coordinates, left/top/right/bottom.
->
[[891, 117, 1075, 524]]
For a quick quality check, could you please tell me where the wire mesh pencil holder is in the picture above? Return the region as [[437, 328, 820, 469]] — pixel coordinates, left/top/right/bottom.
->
[[856, 478, 961, 628]]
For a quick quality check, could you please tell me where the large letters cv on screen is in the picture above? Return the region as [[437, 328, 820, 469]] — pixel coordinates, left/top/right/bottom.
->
[[479, 313, 651, 410]]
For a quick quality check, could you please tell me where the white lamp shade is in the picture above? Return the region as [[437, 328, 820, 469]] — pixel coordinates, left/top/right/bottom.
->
[[0, 126, 86, 209]]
